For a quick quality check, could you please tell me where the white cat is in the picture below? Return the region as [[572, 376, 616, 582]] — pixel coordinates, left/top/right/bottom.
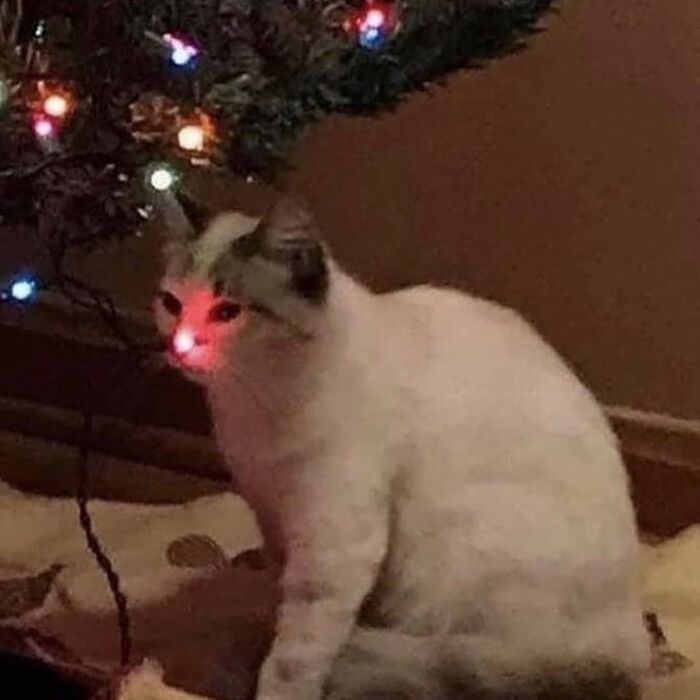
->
[[153, 192, 649, 700]]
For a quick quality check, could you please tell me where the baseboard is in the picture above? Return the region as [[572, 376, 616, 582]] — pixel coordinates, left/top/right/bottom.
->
[[606, 405, 700, 538], [0, 396, 227, 504], [0, 291, 153, 348], [607, 405, 700, 470], [0, 383, 697, 534]]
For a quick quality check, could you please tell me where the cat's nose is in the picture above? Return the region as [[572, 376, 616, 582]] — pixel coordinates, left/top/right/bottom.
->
[[172, 328, 198, 355]]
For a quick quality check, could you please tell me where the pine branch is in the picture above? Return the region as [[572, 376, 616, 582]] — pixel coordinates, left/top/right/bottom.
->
[[0, 0, 557, 251]]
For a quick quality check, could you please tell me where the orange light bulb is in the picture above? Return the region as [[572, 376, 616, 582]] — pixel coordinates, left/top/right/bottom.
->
[[43, 94, 69, 119], [177, 124, 205, 152]]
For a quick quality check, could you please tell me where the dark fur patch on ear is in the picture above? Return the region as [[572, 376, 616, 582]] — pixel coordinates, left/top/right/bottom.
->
[[213, 279, 225, 297], [230, 223, 264, 260], [264, 195, 318, 239], [289, 239, 329, 303], [251, 194, 329, 302], [176, 191, 211, 233], [234, 230, 328, 303]]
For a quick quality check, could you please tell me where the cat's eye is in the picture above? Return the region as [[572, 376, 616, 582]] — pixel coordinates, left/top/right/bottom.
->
[[159, 291, 182, 317], [208, 301, 242, 323]]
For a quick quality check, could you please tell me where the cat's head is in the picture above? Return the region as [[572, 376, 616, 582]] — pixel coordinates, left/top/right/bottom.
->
[[153, 191, 329, 382]]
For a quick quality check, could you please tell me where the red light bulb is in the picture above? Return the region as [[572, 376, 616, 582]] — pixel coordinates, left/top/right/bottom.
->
[[364, 8, 387, 29], [173, 329, 196, 355], [33, 116, 55, 139]]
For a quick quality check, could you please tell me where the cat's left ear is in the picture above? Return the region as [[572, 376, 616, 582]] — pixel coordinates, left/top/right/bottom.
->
[[259, 195, 321, 244], [247, 195, 329, 303]]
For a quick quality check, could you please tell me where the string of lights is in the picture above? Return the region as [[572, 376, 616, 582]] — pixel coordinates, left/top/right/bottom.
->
[[0, 251, 164, 678], [0, 0, 438, 312], [2, 1, 406, 193]]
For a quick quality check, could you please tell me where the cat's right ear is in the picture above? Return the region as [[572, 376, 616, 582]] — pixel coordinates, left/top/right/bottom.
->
[[150, 189, 210, 244], [150, 189, 212, 272]]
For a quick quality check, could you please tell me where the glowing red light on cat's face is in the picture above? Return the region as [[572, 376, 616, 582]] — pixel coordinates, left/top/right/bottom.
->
[[173, 328, 196, 356], [160, 288, 240, 376]]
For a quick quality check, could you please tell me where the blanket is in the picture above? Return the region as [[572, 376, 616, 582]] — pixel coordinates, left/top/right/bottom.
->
[[0, 478, 697, 699]]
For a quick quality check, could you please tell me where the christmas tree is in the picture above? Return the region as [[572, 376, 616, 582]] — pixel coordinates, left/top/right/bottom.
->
[[0, 0, 553, 314]]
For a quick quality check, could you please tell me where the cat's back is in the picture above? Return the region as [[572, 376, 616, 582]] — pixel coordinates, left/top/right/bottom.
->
[[383, 283, 551, 361], [382, 283, 584, 396], [378, 283, 617, 472]]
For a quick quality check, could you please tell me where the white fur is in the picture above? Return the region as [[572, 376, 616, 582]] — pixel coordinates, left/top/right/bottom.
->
[[158, 218, 648, 700]]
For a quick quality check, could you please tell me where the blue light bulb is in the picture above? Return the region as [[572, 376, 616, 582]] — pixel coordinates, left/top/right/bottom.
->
[[165, 35, 199, 67], [359, 26, 386, 50], [10, 278, 37, 302], [171, 46, 195, 66]]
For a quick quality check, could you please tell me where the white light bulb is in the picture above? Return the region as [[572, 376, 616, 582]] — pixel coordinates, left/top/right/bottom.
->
[[149, 167, 176, 192]]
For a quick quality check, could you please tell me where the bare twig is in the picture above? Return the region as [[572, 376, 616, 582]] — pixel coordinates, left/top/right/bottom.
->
[[10, 0, 21, 45], [0, 0, 21, 46], [0, 152, 125, 181]]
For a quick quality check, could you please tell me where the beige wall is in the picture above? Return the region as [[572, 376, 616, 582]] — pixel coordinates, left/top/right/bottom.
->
[[39, 0, 700, 419]]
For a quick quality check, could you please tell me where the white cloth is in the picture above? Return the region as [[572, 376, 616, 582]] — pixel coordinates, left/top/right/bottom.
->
[[1, 479, 698, 699]]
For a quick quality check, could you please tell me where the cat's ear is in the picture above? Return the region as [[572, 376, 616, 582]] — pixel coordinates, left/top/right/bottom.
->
[[260, 195, 321, 244], [176, 190, 212, 233], [256, 195, 329, 303], [228, 195, 317, 258], [150, 189, 211, 243]]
